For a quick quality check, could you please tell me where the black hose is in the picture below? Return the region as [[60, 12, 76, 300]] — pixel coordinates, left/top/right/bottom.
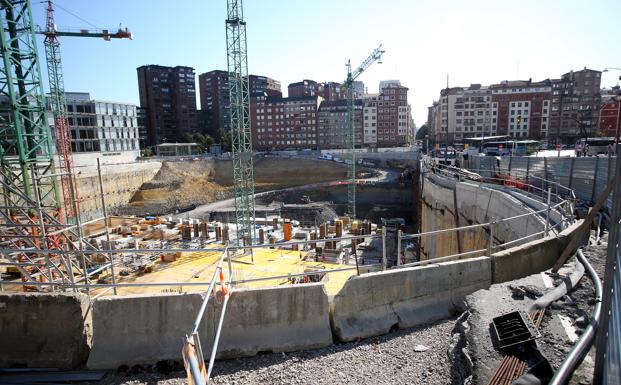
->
[[549, 249, 602, 385]]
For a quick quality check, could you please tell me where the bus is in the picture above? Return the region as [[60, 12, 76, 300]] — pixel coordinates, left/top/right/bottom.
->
[[463, 136, 510, 156], [574, 137, 615, 156], [481, 140, 540, 156]]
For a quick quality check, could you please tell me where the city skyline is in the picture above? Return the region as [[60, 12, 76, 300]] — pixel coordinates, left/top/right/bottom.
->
[[30, 0, 621, 126]]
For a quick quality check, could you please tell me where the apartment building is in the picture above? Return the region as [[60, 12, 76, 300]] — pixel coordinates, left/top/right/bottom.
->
[[137, 65, 198, 146], [363, 100, 378, 146], [599, 86, 621, 138], [352, 81, 365, 98], [367, 84, 410, 147], [428, 68, 604, 144], [490, 80, 552, 139], [199, 70, 282, 136], [317, 99, 363, 149], [250, 93, 322, 151], [549, 68, 602, 141], [287, 80, 345, 101]]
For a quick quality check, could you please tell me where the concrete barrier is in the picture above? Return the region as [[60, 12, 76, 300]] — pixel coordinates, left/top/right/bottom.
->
[[491, 219, 584, 283], [330, 256, 492, 342], [0, 293, 91, 369], [87, 283, 332, 369]]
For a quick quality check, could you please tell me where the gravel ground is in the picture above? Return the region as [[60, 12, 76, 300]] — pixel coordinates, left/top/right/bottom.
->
[[538, 231, 607, 381], [465, 229, 608, 384], [98, 318, 460, 385]]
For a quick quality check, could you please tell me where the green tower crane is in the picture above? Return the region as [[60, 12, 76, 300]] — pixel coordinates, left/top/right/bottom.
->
[[0, 0, 60, 214], [226, 0, 255, 246], [343, 45, 385, 219]]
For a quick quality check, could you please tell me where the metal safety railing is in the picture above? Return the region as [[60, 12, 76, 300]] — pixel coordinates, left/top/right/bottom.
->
[[0, 164, 578, 294], [182, 246, 231, 385]]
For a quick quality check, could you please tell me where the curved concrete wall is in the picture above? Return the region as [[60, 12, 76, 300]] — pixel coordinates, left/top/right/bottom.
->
[[422, 174, 550, 260], [330, 256, 492, 342]]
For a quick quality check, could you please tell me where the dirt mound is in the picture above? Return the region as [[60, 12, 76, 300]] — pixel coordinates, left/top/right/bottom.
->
[[115, 157, 348, 216]]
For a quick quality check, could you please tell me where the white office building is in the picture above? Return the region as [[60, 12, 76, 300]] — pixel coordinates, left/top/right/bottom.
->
[[47, 92, 140, 161]]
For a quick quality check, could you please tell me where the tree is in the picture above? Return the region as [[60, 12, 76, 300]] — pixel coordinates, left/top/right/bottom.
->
[[180, 132, 194, 143], [142, 148, 152, 157], [204, 134, 215, 147], [217, 128, 231, 152], [415, 125, 428, 140], [193, 133, 216, 153]]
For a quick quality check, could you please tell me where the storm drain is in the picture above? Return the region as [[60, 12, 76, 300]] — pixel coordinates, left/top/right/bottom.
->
[[492, 310, 541, 349]]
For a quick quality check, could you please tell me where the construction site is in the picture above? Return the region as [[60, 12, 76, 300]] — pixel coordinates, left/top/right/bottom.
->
[[1, 1, 621, 385]]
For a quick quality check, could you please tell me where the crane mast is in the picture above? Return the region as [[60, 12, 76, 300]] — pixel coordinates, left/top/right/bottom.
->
[[40, 0, 131, 224], [226, 0, 255, 246], [343, 45, 385, 219], [0, 0, 60, 213]]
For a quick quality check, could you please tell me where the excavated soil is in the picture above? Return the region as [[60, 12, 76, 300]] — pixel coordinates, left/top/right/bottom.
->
[[115, 157, 347, 216]]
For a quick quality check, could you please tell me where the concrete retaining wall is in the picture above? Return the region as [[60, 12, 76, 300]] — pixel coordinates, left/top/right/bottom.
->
[[0, 293, 91, 369], [87, 283, 332, 369], [330, 256, 492, 342], [422, 174, 549, 260], [76, 161, 161, 221], [491, 220, 584, 283]]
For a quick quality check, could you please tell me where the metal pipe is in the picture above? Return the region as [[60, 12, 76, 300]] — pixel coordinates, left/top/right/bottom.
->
[[382, 226, 386, 270], [206, 292, 231, 379], [545, 187, 552, 237], [187, 349, 206, 385], [191, 248, 228, 335], [397, 248, 487, 269], [97, 158, 117, 295], [397, 229, 402, 266], [549, 249, 602, 385]]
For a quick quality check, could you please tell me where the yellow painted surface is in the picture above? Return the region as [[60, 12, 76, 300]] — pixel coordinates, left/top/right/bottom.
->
[[95, 247, 354, 297]]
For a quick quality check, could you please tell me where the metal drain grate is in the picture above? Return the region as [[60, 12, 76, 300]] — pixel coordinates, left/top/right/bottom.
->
[[492, 310, 541, 349]]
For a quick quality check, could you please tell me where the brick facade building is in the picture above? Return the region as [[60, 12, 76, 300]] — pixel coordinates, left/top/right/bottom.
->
[[250, 93, 321, 151], [428, 68, 605, 144], [199, 70, 281, 136], [599, 87, 621, 139], [366, 84, 409, 147], [490, 80, 552, 139]]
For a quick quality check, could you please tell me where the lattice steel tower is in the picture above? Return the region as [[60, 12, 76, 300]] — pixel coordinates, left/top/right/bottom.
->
[[343, 45, 384, 219], [226, 0, 255, 246], [40, 0, 132, 224], [0, 0, 60, 214]]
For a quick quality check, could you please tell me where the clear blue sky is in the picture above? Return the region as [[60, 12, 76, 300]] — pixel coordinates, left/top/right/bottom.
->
[[32, 0, 621, 125]]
